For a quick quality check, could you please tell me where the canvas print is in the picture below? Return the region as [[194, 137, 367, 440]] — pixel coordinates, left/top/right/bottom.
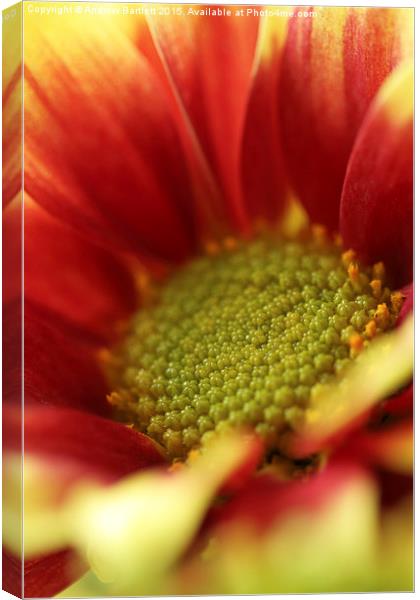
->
[[2, 2, 413, 597]]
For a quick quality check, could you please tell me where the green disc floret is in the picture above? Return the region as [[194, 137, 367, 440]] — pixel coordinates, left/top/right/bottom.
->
[[109, 233, 399, 460]]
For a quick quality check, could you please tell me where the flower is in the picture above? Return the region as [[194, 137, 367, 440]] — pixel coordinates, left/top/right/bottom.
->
[[3, 3, 413, 596]]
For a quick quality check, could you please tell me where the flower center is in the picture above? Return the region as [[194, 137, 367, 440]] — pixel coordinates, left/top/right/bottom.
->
[[108, 230, 401, 460]]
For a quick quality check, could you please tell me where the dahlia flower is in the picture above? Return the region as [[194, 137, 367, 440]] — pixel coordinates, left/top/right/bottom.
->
[[3, 3, 413, 597]]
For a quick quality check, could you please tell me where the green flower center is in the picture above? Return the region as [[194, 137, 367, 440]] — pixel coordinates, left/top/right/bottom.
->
[[108, 231, 400, 460]]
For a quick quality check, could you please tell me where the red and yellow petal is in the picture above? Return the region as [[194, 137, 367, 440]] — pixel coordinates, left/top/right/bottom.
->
[[2, 4, 22, 208], [340, 62, 413, 287], [240, 12, 291, 226], [3, 69, 21, 208], [24, 197, 137, 340], [148, 6, 259, 233], [278, 7, 413, 230], [24, 11, 197, 262]]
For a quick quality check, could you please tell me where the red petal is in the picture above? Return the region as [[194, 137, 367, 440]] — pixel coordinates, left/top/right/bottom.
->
[[24, 16, 197, 261], [3, 301, 22, 410], [4, 404, 164, 483], [3, 199, 22, 415], [23, 549, 83, 599], [25, 198, 137, 340], [3, 549, 22, 598], [3, 198, 21, 306], [340, 63, 413, 287], [23, 302, 109, 414], [240, 17, 290, 224], [149, 8, 259, 232], [278, 7, 412, 230], [30, 412, 164, 482]]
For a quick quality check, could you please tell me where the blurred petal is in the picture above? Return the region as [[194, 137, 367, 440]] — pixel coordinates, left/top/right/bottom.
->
[[15, 435, 250, 597], [4, 404, 164, 597], [376, 496, 413, 589], [373, 384, 412, 421], [340, 62, 413, 287], [286, 314, 413, 458], [148, 7, 259, 232], [173, 461, 410, 593], [24, 302, 109, 414], [378, 470, 412, 509], [24, 13, 197, 261], [278, 7, 413, 230], [206, 459, 367, 535], [345, 422, 413, 475], [220, 432, 264, 495], [240, 13, 290, 224], [24, 198, 137, 340]]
